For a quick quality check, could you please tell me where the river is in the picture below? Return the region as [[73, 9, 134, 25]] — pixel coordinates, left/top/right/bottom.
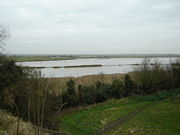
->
[[17, 57, 179, 78]]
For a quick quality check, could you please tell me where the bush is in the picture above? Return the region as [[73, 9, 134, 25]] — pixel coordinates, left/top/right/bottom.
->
[[95, 81, 109, 103], [123, 74, 136, 96], [78, 85, 95, 105], [109, 79, 124, 99], [171, 59, 180, 88], [62, 79, 79, 107]]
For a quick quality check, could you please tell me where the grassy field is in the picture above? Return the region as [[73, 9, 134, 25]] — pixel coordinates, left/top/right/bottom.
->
[[106, 92, 180, 135], [58, 99, 151, 135], [58, 89, 180, 135]]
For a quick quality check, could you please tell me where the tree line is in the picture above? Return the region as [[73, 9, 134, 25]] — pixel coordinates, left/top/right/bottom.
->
[[62, 59, 180, 107]]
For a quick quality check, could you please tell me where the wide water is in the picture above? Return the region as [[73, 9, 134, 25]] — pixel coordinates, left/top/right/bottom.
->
[[17, 57, 179, 78]]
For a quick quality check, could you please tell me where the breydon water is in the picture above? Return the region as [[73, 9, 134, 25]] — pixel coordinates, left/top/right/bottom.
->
[[17, 57, 179, 78]]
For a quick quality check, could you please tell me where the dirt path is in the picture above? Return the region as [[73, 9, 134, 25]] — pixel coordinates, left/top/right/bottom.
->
[[94, 102, 157, 135]]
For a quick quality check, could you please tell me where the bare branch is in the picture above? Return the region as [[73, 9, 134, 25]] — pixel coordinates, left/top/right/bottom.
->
[[57, 102, 68, 113], [0, 25, 9, 53]]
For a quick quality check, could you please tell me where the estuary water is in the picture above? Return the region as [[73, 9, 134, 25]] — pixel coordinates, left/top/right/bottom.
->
[[17, 57, 179, 78]]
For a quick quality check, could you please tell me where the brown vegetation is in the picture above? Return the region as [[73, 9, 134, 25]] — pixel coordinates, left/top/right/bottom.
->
[[47, 73, 124, 93], [0, 109, 49, 135]]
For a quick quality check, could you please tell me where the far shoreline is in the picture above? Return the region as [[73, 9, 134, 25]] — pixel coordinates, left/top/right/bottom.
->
[[9, 54, 180, 62]]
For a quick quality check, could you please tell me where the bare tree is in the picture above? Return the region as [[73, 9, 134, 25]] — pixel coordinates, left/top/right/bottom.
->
[[0, 25, 9, 53]]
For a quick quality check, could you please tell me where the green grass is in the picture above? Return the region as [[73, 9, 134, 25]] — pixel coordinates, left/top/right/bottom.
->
[[106, 90, 180, 135], [58, 99, 151, 135], [58, 89, 180, 135], [59, 99, 150, 135]]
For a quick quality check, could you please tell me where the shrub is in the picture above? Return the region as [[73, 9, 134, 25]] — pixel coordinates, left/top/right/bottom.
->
[[123, 74, 136, 96], [109, 79, 124, 99], [171, 59, 180, 88], [95, 81, 109, 103], [62, 79, 78, 107], [78, 85, 95, 105]]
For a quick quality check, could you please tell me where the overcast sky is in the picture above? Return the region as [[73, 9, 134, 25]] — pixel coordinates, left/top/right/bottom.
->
[[0, 0, 180, 54]]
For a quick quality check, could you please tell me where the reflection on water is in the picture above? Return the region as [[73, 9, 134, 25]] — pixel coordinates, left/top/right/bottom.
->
[[17, 57, 179, 78]]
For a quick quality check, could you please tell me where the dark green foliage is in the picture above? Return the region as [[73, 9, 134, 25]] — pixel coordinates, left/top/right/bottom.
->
[[0, 58, 27, 112], [62, 79, 79, 107], [95, 81, 109, 103], [78, 85, 95, 105], [0, 59, 25, 90], [109, 79, 124, 99], [171, 62, 180, 88], [0, 58, 61, 130], [66, 79, 76, 94], [123, 74, 136, 96]]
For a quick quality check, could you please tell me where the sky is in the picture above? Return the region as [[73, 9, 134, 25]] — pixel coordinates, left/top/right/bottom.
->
[[0, 0, 180, 54]]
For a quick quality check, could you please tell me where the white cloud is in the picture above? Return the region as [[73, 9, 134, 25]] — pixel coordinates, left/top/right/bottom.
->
[[0, 0, 180, 54]]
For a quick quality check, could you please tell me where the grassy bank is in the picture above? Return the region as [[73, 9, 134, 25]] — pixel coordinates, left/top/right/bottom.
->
[[58, 89, 180, 135], [107, 90, 180, 135], [58, 98, 151, 135]]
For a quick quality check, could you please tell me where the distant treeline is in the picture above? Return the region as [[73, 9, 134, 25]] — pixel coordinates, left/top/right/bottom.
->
[[0, 56, 180, 131]]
